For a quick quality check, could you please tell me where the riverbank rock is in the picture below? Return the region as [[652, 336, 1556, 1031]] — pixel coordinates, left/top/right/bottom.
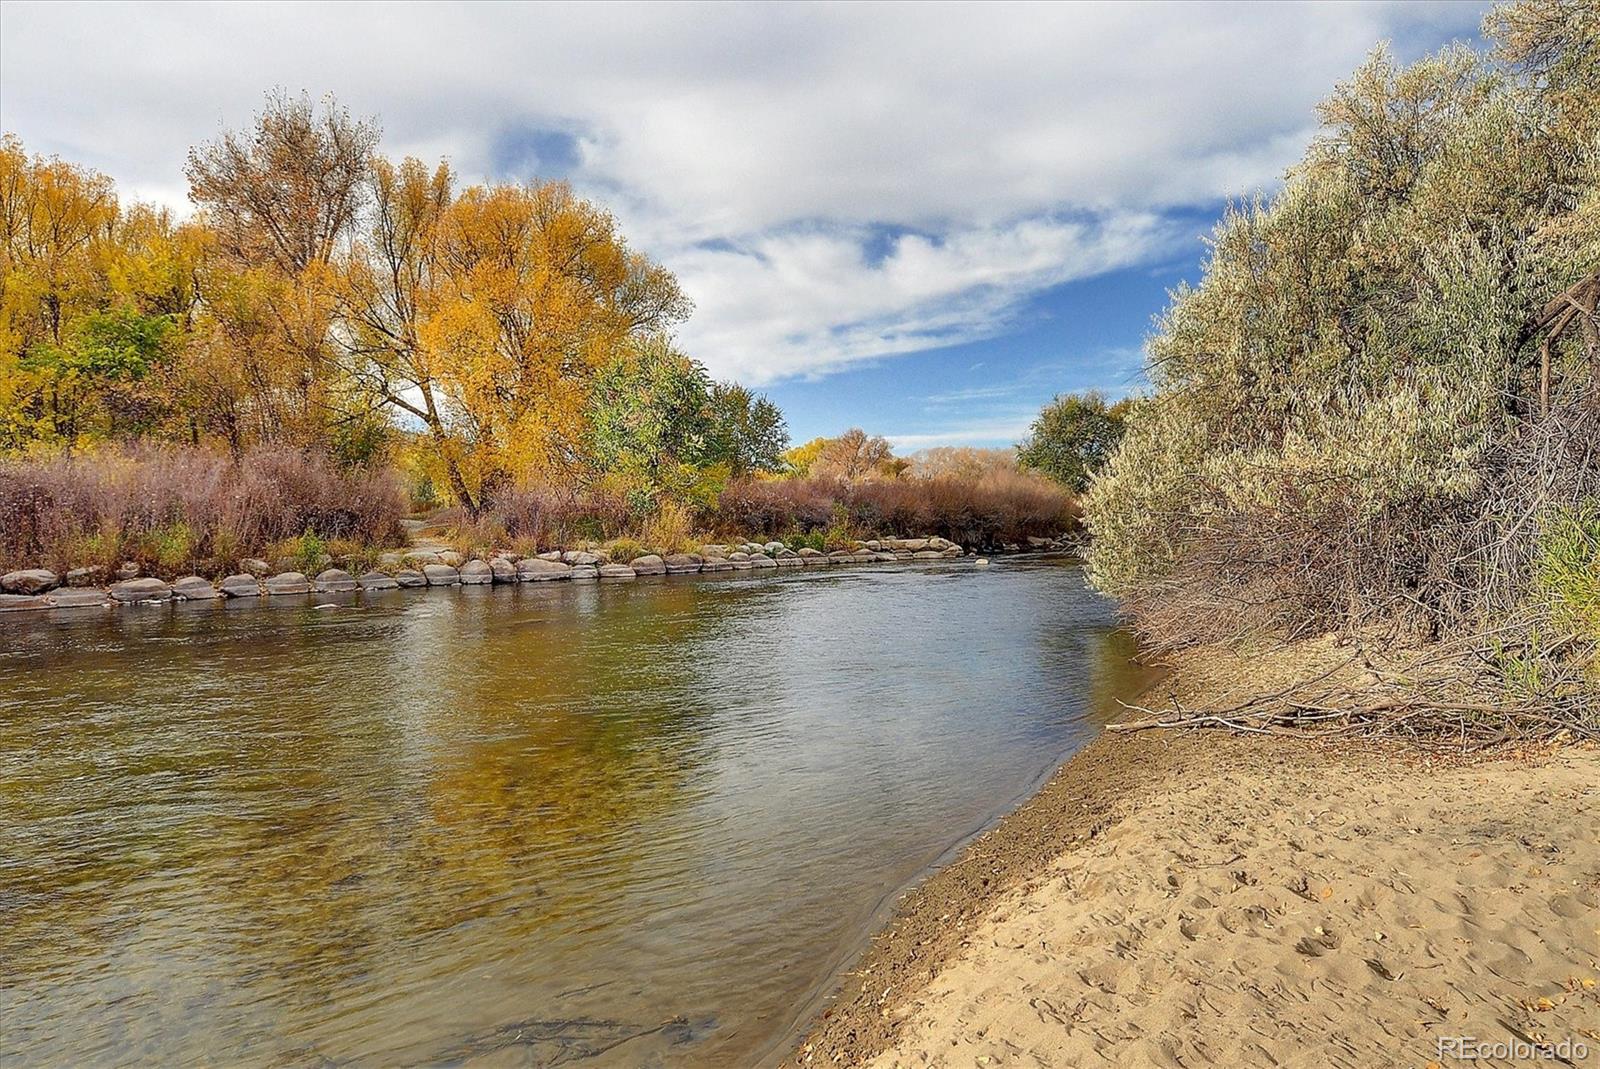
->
[[394, 569, 427, 588], [264, 572, 313, 595], [764, 541, 786, 555], [314, 568, 359, 593], [563, 550, 601, 566], [378, 552, 405, 569], [701, 556, 733, 572], [423, 564, 461, 586], [1, 569, 59, 595], [115, 561, 141, 580], [537, 550, 563, 562], [663, 553, 702, 574], [798, 548, 826, 564], [240, 558, 272, 576], [774, 555, 803, 568], [729, 552, 753, 569], [517, 558, 572, 581], [49, 589, 111, 610], [751, 554, 778, 569], [598, 563, 636, 580], [826, 550, 854, 563], [220, 574, 263, 597], [359, 571, 398, 590], [569, 563, 600, 580], [172, 576, 222, 600], [437, 551, 464, 567], [630, 554, 666, 575], [458, 560, 494, 585], [66, 566, 106, 587], [490, 559, 517, 583], [110, 577, 172, 603], [0, 594, 51, 612]]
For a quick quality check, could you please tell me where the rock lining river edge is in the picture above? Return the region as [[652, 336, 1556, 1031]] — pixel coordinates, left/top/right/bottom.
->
[[0, 535, 1033, 614]]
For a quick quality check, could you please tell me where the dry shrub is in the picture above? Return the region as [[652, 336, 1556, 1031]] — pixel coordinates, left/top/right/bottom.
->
[[710, 470, 1077, 547], [0, 445, 406, 576]]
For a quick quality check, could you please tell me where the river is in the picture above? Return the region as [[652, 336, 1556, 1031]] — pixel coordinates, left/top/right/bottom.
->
[[0, 556, 1155, 1067]]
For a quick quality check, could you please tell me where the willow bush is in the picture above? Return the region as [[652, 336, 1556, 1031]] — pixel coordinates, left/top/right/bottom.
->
[[1084, 0, 1599, 715]]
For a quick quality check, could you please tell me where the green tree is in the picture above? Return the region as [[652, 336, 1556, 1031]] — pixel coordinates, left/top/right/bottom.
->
[[1016, 391, 1131, 492], [704, 382, 789, 475]]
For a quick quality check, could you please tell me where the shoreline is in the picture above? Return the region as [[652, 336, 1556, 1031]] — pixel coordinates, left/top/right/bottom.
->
[[0, 535, 997, 615], [783, 648, 1600, 1067]]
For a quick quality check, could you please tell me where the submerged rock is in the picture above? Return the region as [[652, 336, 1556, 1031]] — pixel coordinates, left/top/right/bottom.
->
[[109, 577, 172, 603], [172, 576, 222, 600], [1, 569, 59, 595]]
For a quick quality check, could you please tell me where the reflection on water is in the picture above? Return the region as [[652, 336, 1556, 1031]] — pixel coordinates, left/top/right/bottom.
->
[[0, 558, 1155, 1067]]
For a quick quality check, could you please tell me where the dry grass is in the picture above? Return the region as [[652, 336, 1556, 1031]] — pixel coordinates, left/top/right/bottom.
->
[[0, 445, 406, 576]]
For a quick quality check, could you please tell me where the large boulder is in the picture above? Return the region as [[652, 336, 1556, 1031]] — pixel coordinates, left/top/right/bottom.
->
[[701, 556, 733, 572], [0, 594, 50, 612], [239, 558, 272, 577], [598, 563, 636, 580], [264, 572, 313, 595], [663, 553, 702, 574], [764, 541, 787, 555], [359, 571, 398, 591], [901, 538, 930, 552], [827, 550, 855, 563], [728, 552, 753, 569], [314, 568, 359, 593], [630, 554, 666, 575], [536, 550, 563, 562], [517, 558, 572, 581], [941, 546, 963, 558], [49, 589, 111, 610], [775, 547, 798, 559], [751, 554, 778, 569], [423, 564, 461, 586], [774, 555, 804, 568], [458, 560, 494, 585], [109, 577, 172, 603], [563, 550, 601, 566], [394, 569, 427, 588], [1, 569, 58, 595], [437, 551, 464, 567], [489, 558, 518, 583], [172, 576, 222, 600], [699, 544, 729, 558], [798, 548, 826, 565], [66, 565, 106, 587], [568, 563, 600, 580], [928, 537, 954, 551], [220, 574, 263, 597]]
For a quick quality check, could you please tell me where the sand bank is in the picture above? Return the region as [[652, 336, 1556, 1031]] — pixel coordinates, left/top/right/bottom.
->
[[788, 653, 1599, 1068]]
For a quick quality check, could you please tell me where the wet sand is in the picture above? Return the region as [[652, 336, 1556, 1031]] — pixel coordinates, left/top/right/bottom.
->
[[786, 651, 1600, 1068]]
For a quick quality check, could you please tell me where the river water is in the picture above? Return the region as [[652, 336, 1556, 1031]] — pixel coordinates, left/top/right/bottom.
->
[[1, 557, 1155, 1067]]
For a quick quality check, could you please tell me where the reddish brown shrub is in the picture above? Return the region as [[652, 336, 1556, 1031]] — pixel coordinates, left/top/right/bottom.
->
[[0, 445, 406, 574]]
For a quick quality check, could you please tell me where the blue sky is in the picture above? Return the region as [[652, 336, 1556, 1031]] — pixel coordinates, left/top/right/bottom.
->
[[0, 0, 1489, 449]]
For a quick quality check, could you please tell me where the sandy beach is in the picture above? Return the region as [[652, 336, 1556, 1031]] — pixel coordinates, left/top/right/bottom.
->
[[789, 650, 1600, 1068]]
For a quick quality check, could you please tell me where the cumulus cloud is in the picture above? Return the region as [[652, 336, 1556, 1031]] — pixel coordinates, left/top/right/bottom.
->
[[0, 0, 1484, 385]]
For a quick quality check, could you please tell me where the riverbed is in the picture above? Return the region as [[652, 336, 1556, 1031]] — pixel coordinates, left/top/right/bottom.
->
[[0, 557, 1155, 1067]]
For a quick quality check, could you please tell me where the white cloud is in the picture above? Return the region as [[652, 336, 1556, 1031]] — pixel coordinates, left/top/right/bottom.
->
[[0, 0, 1485, 386]]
